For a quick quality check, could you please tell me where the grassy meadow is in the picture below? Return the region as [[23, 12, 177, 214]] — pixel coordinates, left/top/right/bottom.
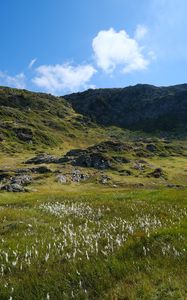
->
[[0, 187, 187, 299]]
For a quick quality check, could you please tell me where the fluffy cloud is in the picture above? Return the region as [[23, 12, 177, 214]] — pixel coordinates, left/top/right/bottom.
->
[[32, 63, 96, 94], [134, 24, 148, 40], [92, 28, 150, 73], [0, 71, 26, 89]]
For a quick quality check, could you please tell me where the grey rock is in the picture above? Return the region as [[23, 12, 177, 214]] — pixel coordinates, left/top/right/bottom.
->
[[133, 162, 145, 171], [26, 154, 59, 164], [71, 170, 89, 182], [11, 175, 32, 185], [15, 168, 32, 174], [56, 174, 67, 183], [0, 171, 12, 181], [31, 166, 52, 173], [14, 127, 33, 142], [1, 183, 25, 192], [73, 153, 112, 169], [146, 143, 157, 152], [99, 175, 111, 184], [167, 184, 183, 188], [148, 168, 166, 179]]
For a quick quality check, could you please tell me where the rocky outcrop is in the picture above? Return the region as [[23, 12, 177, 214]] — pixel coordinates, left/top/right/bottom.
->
[[1, 174, 32, 192], [0, 170, 12, 181], [99, 175, 111, 184], [71, 170, 89, 182], [14, 127, 33, 142], [72, 152, 112, 169], [146, 143, 158, 152], [56, 174, 67, 183], [56, 170, 89, 183], [26, 154, 59, 164], [10, 175, 32, 185], [148, 168, 167, 179], [31, 166, 52, 173], [1, 183, 25, 192]]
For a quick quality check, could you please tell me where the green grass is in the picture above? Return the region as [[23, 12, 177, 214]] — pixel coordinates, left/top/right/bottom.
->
[[0, 189, 186, 299]]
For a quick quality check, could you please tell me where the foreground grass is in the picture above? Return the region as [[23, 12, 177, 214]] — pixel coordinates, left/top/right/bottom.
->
[[0, 188, 187, 299]]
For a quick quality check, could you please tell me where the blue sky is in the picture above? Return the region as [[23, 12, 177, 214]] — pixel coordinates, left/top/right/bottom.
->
[[0, 0, 187, 95]]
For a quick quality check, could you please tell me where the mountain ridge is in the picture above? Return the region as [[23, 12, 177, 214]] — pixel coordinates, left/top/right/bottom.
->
[[64, 83, 187, 132]]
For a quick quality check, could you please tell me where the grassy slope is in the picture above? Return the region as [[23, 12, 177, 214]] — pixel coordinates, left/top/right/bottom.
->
[[0, 87, 139, 155]]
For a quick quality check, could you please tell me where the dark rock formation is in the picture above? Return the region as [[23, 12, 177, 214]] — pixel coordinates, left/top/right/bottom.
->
[[73, 152, 112, 169], [31, 166, 52, 173], [64, 84, 187, 132], [14, 127, 33, 142], [0, 170, 12, 181], [26, 154, 59, 164], [10, 175, 32, 185], [1, 183, 25, 192], [146, 143, 158, 152], [148, 168, 166, 179]]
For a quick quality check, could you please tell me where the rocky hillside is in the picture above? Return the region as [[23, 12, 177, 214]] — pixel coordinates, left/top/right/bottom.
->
[[0, 84, 187, 153], [0, 87, 101, 153], [64, 84, 187, 132]]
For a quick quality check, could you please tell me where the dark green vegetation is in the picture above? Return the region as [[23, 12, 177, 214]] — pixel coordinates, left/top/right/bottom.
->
[[0, 85, 187, 299]]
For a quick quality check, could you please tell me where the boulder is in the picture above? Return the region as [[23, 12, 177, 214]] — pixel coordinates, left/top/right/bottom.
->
[[71, 170, 89, 182], [31, 166, 52, 173], [148, 168, 166, 179], [25, 153, 59, 164], [1, 183, 25, 192], [99, 175, 111, 184], [14, 127, 33, 142], [15, 168, 32, 174], [11, 175, 32, 185], [56, 174, 67, 183], [133, 162, 145, 171], [167, 184, 183, 188], [0, 171, 12, 181], [146, 143, 157, 152], [73, 153, 112, 169]]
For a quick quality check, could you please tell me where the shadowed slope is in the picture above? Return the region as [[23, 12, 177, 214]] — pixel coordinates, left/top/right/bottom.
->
[[64, 84, 187, 132]]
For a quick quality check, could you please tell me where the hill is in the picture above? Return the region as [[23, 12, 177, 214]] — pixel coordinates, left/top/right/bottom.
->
[[64, 84, 187, 132], [0, 86, 109, 153]]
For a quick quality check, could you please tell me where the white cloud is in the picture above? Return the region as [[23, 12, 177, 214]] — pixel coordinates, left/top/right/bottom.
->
[[28, 58, 37, 69], [32, 63, 96, 94], [92, 28, 150, 73], [134, 24, 148, 40], [0, 71, 26, 89]]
